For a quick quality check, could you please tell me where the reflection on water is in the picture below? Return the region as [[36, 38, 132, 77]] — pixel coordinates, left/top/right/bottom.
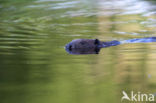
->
[[0, 0, 156, 103]]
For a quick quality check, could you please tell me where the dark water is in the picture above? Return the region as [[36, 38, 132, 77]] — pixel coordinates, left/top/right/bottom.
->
[[0, 0, 156, 103]]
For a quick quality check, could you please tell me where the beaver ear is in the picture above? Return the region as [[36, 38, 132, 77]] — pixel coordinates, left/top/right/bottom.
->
[[94, 39, 100, 45]]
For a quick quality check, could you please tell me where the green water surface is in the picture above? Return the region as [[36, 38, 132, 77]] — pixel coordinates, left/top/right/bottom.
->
[[0, 0, 156, 103]]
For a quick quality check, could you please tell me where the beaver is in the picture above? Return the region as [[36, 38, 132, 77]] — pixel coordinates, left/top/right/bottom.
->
[[65, 39, 120, 54], [65, 37, 156, 55]]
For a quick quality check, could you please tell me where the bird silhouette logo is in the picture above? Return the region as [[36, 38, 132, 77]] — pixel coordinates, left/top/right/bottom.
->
[[121, 91, 131, 101]]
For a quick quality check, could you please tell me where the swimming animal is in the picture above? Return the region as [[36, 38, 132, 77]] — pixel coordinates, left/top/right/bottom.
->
[[65, 37, 156, 55]]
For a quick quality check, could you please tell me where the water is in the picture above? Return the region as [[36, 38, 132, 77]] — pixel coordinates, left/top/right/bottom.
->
[[0, 0, 156, 103]]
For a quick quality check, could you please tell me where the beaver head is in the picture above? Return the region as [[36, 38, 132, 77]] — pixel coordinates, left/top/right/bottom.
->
[[65, 39, 102, 54]]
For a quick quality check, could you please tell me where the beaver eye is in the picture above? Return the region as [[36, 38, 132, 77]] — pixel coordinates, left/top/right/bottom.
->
[[69, 45, 72, 51]]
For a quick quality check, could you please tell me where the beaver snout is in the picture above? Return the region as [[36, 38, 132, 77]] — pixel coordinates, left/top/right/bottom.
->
[[65, 43, 73, 52]]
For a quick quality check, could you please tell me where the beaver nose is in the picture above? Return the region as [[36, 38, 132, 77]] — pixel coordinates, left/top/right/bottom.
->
[[65, 43, 72, 52], [69, 45, 72, 51]]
